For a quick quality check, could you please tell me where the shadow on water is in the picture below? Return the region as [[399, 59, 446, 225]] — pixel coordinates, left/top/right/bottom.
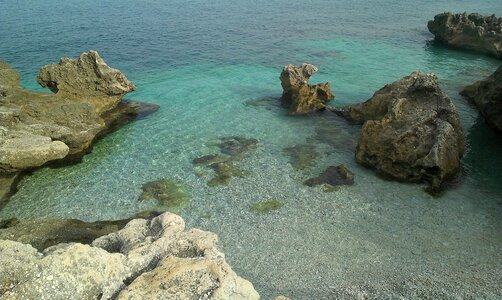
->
[[463, 115, 502, 196]]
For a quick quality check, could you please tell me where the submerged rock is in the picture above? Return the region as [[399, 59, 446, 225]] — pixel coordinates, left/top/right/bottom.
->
[[139, 179, 187, 211], [0, 218, 129, 251], [282, 144, 320, 170], [193, 136, 257, 186], [280, 63, 334, 115], [304, 165, 354, 187], [428, 12, 502, 59], [460, 65, 502, 131], [0, 212, 259, 299], [37, 50, 136, 114], [250, 199, 284, 214], [334, 71, 464, 191]]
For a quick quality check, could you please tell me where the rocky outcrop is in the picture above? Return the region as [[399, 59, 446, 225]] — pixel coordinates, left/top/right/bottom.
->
[[334, 72, 464, 192], [461, 65, 502, 131], [280, 63, 334, 114], [428, 12, 502, 59], [0, 52, 158, 200], [37, 50, 137, 114], [0, 212, 260, 299]]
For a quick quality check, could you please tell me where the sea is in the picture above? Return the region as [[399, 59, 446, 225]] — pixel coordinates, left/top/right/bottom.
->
[[1, 0, 501, 298]]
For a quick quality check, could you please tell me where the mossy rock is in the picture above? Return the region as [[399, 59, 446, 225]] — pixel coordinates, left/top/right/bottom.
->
[[250, 199, 284, 214], [282, 144, 319, 170], [139, 179, 188, 210], [217, 136, 258, 157], [192, 154, 228, 166], [207, 162, 247, 186]]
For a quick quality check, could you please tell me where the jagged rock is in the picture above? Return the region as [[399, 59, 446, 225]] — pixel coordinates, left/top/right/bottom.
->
[[461, 65, 502, 131], [280, 63, 334, 114], [0, 212, 260, 299], [304, 165, 354, 187], [334, 72, 464, 191], [0, 173, 20, 207], [37, 50, 136, 114], [428, 12, 502, 59]]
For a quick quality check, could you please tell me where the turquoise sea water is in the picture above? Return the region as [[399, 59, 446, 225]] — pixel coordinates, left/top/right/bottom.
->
[[1, 0, 502, 298]]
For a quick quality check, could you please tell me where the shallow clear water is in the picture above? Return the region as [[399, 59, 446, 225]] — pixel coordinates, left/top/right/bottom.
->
[[1, 0, 502, 298]]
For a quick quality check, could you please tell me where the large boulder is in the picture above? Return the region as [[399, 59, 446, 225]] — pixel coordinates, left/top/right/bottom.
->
[[280, 63, 334, 115], [460, 65, 502, 131], [334, 72, 464, 191], [37, 50, 136, 114], [427, 12, 502, 59], [0, 212, 260, 299]]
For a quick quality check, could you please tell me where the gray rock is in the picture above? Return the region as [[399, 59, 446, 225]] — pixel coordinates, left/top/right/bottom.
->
[[280, 63, 334, 115], [461, 65, 502, 131], [428, 12, 502, 59], [0, 212, 260, 299], [334, 71, 464, 192]]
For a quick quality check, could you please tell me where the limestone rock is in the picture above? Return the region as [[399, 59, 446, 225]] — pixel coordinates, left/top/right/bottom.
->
[[280, 63, 334, 114], [37, 50, 136, 114], [0, 212, 260, 299], [428, 12, 502, 58], [461, 65, 502, 131], [334, 72, 464, 191]]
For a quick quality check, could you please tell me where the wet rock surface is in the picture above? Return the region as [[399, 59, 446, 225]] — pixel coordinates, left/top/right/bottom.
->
[[334, 71, 464, 192], [0, 212, 260, 299], [280, 63, 334, 115], [461, 65, 502, 131], [304, 165, 354, 187], [428, 12, 502, 58]]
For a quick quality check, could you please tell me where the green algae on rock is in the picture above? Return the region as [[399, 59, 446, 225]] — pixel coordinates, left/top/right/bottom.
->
[[282, 144, 320, 170], [192, 136, 257, 186], [250, 199, 284, 214], [139, 179, 188, 210]]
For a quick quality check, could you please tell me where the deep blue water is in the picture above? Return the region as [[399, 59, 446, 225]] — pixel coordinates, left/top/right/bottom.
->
[[1, 0, 502, 298]]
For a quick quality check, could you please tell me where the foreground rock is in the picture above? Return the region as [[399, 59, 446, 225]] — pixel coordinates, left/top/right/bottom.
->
[[428, 12, 502, 58], [0, 212, 260, 299], [280, 63, 334, 114], [334, 72, 464, 191], [461, 65, 502, 131], [0, 52, 158, 199]]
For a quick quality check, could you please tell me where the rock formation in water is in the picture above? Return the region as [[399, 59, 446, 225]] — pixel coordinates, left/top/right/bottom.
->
[[428, 12, 502, 58], [460, 65, 502, 131], [334, 71, 464, 192], [280, 63, 334, 114], [37, 50, 137, 114], [0, 51, 158, 204], [0, 212, 260, 299]]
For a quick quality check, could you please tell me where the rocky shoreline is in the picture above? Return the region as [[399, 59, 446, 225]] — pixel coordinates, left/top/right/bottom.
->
[[0, 212, 260, 299], [0, 51, 159, 206]]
